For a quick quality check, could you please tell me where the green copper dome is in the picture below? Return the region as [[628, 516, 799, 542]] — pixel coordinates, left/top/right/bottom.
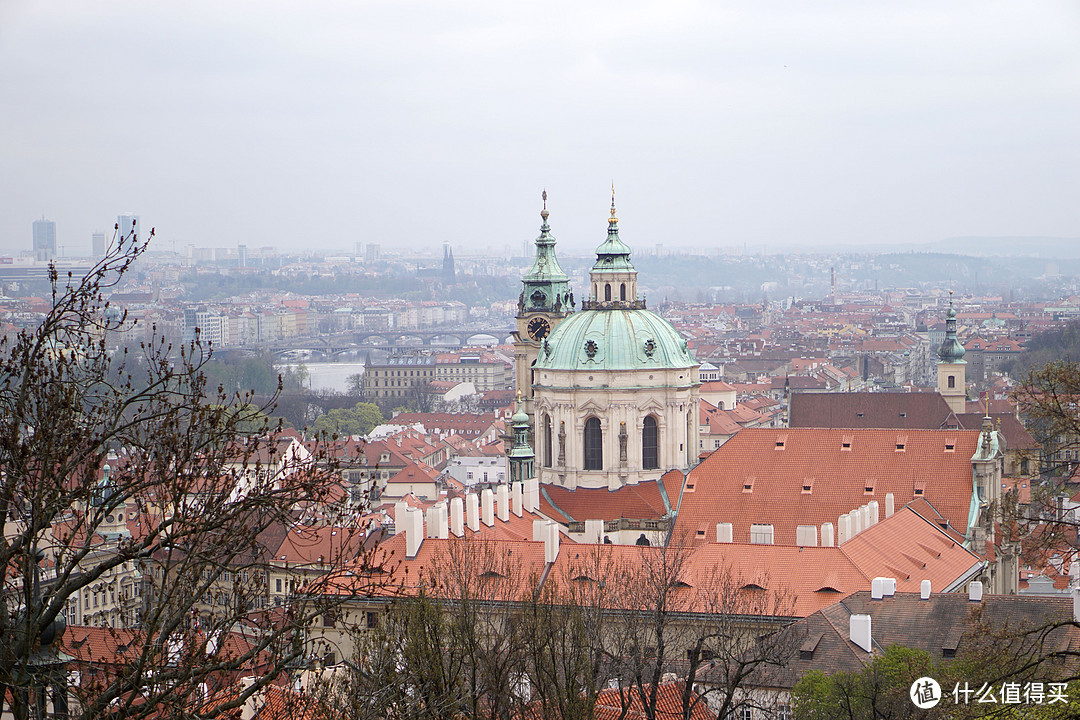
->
[[534, 307, 696, 372]]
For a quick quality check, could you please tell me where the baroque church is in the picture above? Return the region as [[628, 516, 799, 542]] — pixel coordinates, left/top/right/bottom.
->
[[512, 192, 701, 491]]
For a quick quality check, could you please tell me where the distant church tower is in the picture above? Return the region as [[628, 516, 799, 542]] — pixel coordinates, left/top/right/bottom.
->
[[442, 243, 456, 284], [936, 293, 967, 413], [512, 191, 574, 421]]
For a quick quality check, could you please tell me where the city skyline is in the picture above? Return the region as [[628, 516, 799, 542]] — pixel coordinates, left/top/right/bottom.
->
[[1, 1, 1078, 256]]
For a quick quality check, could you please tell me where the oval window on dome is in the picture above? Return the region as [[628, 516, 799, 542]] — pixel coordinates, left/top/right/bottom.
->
[[584, 340, 598, 358], [643, 339, 656, 357]]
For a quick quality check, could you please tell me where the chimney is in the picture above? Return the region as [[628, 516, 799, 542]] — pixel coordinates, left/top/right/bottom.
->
[[585, 519, 604, 544], [511, 481, 523, 516], [426, 503, 448, 539], [821, 522, 835, 547], [885, 493, 895, 518], [850, 614, 872, 652], [850, 509, 861, 536], [883, 577, 896, 597], [838, 514, 851, 544], [1074, 587, 1080, 623], [521, 478, 535, 512], [920, 580, 931, 600], [496, 484, 510, 522], [481, 488, 495, 526], [969, 581, 984, 602], [466, 493, 480, 532], [449, 496, 464, 537], [533, 519, 547, 541], [240, 677, 263, 720], [529, 478, 541, 511], [404, 506, 424, 558], [544, 521, 560, 563], [716, 522, 733, 543], [868, 500, 879, 526], [859, 504, 871, 532], [871, 577, 884, 600]]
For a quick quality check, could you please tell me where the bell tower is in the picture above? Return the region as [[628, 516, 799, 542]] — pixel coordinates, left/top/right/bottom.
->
[[936, 293, 967, 414], [513, 191, 573, 417]]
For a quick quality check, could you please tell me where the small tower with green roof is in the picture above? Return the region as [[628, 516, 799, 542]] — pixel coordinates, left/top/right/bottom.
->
[[936, 292, 967, 413], [508, 392, 535, 485], [586, 186, 640, 308]]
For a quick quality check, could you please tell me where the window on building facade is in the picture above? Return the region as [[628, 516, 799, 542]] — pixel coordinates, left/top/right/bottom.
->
[[543, 415, 553, 467], [642, 415, 659, 469], [584, 417, 603, 470], [948, 375, 955, 388]]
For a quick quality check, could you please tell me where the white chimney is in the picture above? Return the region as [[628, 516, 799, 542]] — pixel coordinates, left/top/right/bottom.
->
[[871, 577, 884, 600], [1074, 587, 1080, 623], [240, 677, 263, 720], [838, 513, 851, 543], [885, 493, 895, 518], [851, 509, 862, 536], [860, 504, 871, 532], [524, 478, 540, 512], [850, 614, 872, 652], [585, 519, 604, 544], [544, 521, 560, 563], [404, 506, 424, 558], [466, 493, 480, 532], [883, 577, 896, 597], [920, 580, 931, 600], [511, 481, 523, 516], [496, 484, 510, 522], [426, 503, 448, 539], [821, 522, 835, 547], [969, 581, 984, 602], [481, 488, 494, 527], [449, 497, 464, 537], [533, 519, 547, 542], [716, 522, 733, 543], [796, 525, 818, 547], [868, 500, 879, 526]]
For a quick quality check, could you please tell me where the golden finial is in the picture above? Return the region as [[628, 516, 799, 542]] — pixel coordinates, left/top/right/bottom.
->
[[609, 182, 618, 225], [541, 189, 549, 221]]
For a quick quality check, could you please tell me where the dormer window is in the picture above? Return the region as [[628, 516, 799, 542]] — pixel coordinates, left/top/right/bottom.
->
[[864, 482, 875, 495]]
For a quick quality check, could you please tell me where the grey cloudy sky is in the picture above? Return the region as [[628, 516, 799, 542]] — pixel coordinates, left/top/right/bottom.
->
[[1, 0, 1078, 257]]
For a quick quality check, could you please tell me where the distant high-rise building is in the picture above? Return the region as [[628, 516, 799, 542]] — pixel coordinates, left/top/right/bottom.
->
[[92, 232, 107, 258], [118, 213, 139, 240], [238, 244, 248, 268], [365, 244, 381, 262], [32, 218, 56, 261]]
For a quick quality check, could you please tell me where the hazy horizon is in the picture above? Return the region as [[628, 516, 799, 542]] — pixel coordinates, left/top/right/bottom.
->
[[2, 1, 1078, 257]]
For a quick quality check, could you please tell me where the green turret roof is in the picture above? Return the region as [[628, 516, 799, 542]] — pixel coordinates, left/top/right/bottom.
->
[[938, 298, 966, 364], [520, 191, 573, 315], [591, 194, 636, 274]]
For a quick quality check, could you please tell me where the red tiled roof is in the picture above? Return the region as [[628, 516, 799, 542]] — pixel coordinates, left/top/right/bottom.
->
[[675, 428, 981, 544], [539, 481, 669, 522]]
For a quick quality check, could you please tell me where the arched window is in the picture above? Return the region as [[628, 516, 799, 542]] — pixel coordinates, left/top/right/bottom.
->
[[584, 417, 603, 470], [605, 284, 611, 301], [543, 415, 553, 468], [947, 375, 955, 388], [620, 283, 626, 301], [642, 415, 659, 469]]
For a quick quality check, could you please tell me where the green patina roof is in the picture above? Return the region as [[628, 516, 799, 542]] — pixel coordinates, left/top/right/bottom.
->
[[534, 307, 696, 372], [521, 196, 572, 314], [591, 202, 636, 274], [938, 304, 966, 363]]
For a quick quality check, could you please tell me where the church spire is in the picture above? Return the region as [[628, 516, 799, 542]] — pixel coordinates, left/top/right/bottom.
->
[[589, 185, 639, 307], [508, 392, 535, 485], [520, 190, 572, 314], [938, 292, 966, 363]]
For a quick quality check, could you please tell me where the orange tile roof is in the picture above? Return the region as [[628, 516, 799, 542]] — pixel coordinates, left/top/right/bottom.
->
[[675, 428, 980, 545], [539, 481, 669, 522]]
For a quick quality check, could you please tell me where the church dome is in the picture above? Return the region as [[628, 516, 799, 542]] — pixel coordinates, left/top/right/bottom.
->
[[535, 306, 696, 372]]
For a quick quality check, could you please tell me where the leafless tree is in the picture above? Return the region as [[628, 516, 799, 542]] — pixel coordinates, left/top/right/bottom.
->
[[0, 225, 380, 719]]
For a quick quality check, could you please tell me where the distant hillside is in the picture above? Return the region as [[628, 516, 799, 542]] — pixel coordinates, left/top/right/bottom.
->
[[927, 237, 1080, 259]]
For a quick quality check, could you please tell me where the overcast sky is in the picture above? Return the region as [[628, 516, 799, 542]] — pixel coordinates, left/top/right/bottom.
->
[[1, 1, 1078, 257]]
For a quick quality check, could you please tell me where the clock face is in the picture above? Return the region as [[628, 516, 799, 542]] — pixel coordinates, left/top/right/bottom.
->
[[527, 316, 551, 341]]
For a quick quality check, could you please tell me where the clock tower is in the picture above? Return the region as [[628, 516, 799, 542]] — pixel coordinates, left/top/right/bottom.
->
[[513, 191, 574, 419]]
